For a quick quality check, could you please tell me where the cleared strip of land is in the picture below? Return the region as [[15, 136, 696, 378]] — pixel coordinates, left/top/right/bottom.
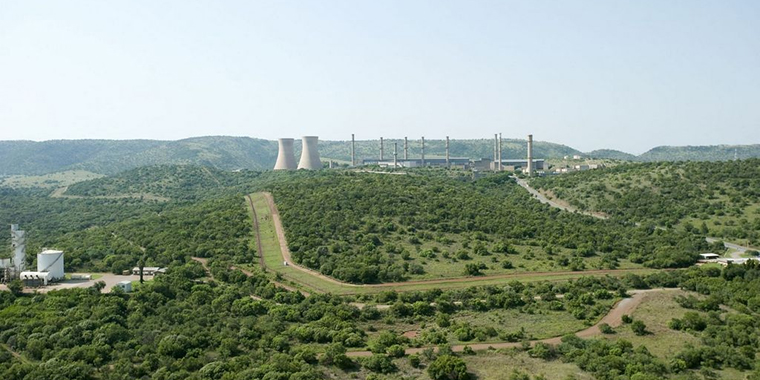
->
[[245, 192, 658, 295]]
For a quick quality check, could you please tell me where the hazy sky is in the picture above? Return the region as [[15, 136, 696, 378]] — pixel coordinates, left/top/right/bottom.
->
[[1, 1, 758, 154]]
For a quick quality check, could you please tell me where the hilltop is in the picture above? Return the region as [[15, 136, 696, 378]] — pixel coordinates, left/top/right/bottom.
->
[[2, 136, 760, 177]]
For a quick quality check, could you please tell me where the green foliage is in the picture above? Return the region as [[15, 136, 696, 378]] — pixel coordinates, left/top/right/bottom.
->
[[631, 320, 647, 335], [427, 354, 469, 380], [0, 137, 278, 175], [532, 159, 760, 244], [271, 171, 704, 284]]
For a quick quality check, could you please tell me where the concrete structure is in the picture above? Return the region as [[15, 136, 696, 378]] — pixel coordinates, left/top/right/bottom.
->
[[364, 157, 469, 169], [699, 253, 720, 260], [297, 136, 322, 170], [445, 136, 450, 167], [404, 137, 408, 159], [2, 225, 28, 282], [495, 159, 545, 172], [351, 134, 356, 166], [421, 136, 425, 167], [273, 138, 297, 170], [11, 225, 26, 273], [527, 134, 534, 176], [37, 250, 64, 280], [498, 133, 503, 171], [115, 280, 132, 293], [380, 137, 384, 161], [393, 142, 398, 168], [132, 267, 166, 276]]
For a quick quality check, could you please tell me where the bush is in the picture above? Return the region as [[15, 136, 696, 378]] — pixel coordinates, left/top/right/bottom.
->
[[599, 323, 614, 334], [409, 354, 421, 368], [621, 314, 633, 324], [361, 354, 396, 374], [631, 320, 647, 336], [427, 355, 469, 380], [386, 344, 405, 358]]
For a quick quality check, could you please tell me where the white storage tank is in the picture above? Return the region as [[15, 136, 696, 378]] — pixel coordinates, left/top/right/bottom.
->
[[37, 250, 64, 281]]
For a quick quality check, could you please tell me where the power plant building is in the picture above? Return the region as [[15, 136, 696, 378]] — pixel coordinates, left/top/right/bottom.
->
[[273, 138, 297, 170], [20, 249, 65, 286], [297, 136, 322, 170]]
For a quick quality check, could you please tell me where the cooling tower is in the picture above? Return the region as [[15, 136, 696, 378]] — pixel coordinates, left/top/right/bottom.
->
[[274, 138, 297, 170], [298, 136, 322, 170]]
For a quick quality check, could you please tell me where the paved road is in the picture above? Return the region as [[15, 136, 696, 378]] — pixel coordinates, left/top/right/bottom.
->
[[0, 273, 142, 294]]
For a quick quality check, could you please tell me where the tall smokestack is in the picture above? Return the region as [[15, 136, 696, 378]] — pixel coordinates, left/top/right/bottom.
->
[[393, 142, 398, 168], [404, 137, 408, 160], [494, 134, 498, 171], [421, 136, 425, 167], [298, 136, 322, 170], [527, 134, 534, 176], [380, 137, 384, 161], [351, 134, 356, 166], [274, 138, 297, 170], [498, 133, 502, 171], [446, 136, 450, 167]]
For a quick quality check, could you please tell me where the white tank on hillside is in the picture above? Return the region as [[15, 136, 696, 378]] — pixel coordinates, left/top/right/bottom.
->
[[37, 250, 64, 281]]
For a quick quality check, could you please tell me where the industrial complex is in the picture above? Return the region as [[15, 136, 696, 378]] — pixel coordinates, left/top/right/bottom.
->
[[273, 134, 548, 174], [1, 225, 66, 286]]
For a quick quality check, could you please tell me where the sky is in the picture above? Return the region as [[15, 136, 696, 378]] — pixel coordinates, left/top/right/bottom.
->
[[0, 1, 758, 154]]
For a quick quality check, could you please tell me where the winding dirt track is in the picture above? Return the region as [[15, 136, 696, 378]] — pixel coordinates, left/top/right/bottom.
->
[[346, 288, 677, 357], [255, 192, 655, 292]]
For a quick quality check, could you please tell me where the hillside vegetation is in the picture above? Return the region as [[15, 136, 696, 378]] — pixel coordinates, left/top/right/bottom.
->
[[4, 137, 760, 176], [268, 171, 707, 284], [530, 159, 760, 245]]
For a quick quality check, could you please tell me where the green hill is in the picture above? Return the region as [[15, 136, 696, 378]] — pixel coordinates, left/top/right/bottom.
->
[[0, 136, 278, 175], [530, 159, 760, 245], [638, 144, 760, 161]]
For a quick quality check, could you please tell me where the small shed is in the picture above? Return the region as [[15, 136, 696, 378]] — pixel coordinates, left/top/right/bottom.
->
[[699, 253, 720, 260], [115, 281, 132, 293]]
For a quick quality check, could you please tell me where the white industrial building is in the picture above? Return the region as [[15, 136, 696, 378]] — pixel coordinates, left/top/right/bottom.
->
[[1, 225, 27, 282], [20, 249, 65, 286]]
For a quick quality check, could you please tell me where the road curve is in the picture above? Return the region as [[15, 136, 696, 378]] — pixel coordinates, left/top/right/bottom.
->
[[515, 177, 758, 258], [255, 192, 656, 292], [346, 288, 677, 357]]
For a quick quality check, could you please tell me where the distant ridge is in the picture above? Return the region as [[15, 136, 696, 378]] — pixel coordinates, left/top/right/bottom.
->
[[1, 136, 759, 175]]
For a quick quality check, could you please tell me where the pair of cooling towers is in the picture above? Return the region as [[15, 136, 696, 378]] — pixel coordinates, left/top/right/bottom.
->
[[274, 136, 322, 170]]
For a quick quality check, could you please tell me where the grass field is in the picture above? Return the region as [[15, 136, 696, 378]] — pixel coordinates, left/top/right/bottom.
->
[[606, 289, 701, 359], [0, 170, 104, 188], [246, 192, 659, 295], [465, 350, 593, 380]]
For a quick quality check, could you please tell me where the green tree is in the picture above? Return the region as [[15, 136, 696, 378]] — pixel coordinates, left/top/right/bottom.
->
[[427, 355, 469, 380]]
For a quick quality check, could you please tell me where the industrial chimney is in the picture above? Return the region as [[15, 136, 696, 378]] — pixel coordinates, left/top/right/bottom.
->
[[273, 138, 297, 170], [298, 136, 323, 170], [498, 133, 502, 171], [351, 134, 356, 166], [445, 136, 450, 167], [404, 137, 408, 160], [527, 134, 534, 176], [421, 136, 426, 167], [380, 137, 384, 161]]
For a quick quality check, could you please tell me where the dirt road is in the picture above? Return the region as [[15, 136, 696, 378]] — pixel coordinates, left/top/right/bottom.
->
[[347, 288, 676, 357], [256, 191, 653, 293]]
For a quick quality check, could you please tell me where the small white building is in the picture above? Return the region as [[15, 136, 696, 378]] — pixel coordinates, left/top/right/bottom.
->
[[132, 267, 166, 276], [115, 281, 132, 293], [699, 253, 720, 260]]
